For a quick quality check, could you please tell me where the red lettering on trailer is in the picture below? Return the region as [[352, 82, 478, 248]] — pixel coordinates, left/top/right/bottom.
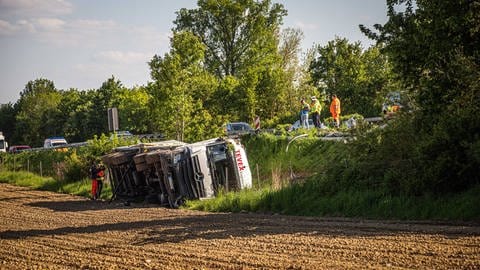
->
[[235, 150, 244, 171]]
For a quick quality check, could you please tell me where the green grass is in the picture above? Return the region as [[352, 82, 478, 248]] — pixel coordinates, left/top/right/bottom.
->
[[0, 170, 112, 200], [183, 134, 480, 221], [185, 188, 270, 212], [185, 183, 480, 221], [0, 170, 59, 190]]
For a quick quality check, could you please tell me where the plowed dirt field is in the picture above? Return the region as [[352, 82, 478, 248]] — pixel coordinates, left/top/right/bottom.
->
[[0, 183, 479, 269]]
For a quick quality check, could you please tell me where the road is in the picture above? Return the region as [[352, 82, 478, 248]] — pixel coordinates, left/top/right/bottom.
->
[[0, 183, 478, 269]]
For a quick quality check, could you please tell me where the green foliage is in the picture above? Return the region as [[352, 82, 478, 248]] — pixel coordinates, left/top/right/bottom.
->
[[1, 149, 71, 178], [0, 103, 17, 141], [186, 135, 480, 220], [0, 134, 119, 200], [6, 76, 158, 146], [0, 135, 119, 200], [361, 0, 480, 118], [242, 133, 339, 188], [260, 183, 480, 220], [309, 38, 396, 117], [149, 31, 221, 141], [185, 188, 269, 213], [111, 86, 153, 134], [62, 150, 84, 183], [359, 0, 480, 192], [173, 0, 292, 121], [276, 28, 312, 120], [174, 0, 287, 77], [322, 113, 364, 129], [13, 78, 62, 146]]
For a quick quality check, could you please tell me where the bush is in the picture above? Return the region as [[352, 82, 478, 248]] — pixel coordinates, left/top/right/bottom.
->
[[323, 109, 480, 196]]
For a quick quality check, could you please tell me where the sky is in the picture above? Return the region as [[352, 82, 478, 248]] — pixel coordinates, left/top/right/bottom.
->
[[0, 0, 388, 104]]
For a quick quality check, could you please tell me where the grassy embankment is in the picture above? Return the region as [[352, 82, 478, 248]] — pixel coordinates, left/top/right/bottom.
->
[[0, 132, 478, 220], [186, 133, 480, 221]]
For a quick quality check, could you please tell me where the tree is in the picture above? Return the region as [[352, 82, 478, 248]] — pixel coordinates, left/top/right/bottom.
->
[[60, 77, 126, 142], [58, 89, 93, 142], [149, 31, 221, 141], [19, 78, 56, 98], [89, 76, 123, 136], [111, 86, 152, 134], [174, 0, 287, 77], [359, 0, 480, 192], [258, 27, 309, 122], [173, 0, 288, 121], [14, 79, 62, 146], [360, 0, 480, 119], [0, 103, 17, 142], [309, 38, 395, 117]]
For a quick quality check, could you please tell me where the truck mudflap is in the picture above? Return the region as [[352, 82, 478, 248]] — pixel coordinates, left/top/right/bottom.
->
[[102, 137, 252, 207]]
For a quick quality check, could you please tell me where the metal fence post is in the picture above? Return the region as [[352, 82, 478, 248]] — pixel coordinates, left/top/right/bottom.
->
[[256, 163, 260, 189]]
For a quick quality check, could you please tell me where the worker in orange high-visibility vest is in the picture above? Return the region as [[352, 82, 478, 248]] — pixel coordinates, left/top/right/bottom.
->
[[90, 162, 105, 200], [329, 94, 341, 127]]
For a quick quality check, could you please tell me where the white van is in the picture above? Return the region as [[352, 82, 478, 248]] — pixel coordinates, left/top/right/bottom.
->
[[44, 137, 68, 148], [0, 132, 7, 152]]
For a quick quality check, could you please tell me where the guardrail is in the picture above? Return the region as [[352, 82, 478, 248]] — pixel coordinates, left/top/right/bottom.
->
[[19, 133, 165, 153]]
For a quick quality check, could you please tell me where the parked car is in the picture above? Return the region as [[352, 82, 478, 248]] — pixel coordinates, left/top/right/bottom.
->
[[289, 119, 314, 131], [8, 145, 31, 154], [44, 137, 68, 148], [225, 122, 255, 136]]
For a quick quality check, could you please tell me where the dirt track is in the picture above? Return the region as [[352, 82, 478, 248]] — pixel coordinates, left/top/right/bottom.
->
[[0, 183, 479, 269]]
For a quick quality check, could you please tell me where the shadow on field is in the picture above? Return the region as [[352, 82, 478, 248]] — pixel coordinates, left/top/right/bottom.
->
[[2, 210, 479, 242], [25, 199, 153, 212]]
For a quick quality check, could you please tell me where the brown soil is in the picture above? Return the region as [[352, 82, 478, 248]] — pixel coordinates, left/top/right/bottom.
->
[[0, 183, 479, 269]]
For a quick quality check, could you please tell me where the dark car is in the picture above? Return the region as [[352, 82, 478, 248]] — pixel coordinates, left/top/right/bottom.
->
[[225, 122, 255, 136], [8, 145, 31, 153]]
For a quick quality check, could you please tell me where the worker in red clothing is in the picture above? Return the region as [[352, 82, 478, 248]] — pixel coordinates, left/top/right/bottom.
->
[[90, 162, 105, 200], [329, 94, 341, 127]]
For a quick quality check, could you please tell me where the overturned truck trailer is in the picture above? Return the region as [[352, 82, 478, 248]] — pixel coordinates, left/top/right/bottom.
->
[[102, 138, 252, 208]]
